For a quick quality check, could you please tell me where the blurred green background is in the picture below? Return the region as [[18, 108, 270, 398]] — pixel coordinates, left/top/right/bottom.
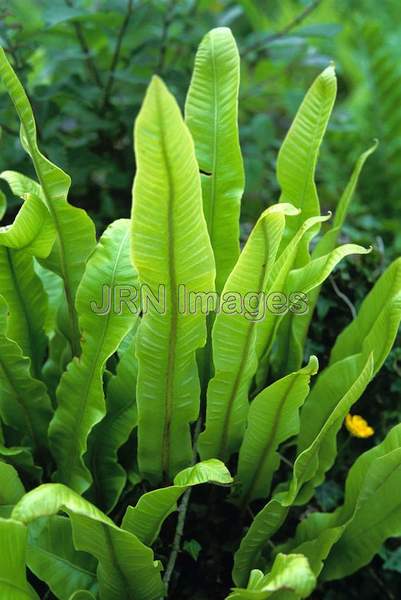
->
[[1, 2, 401, 596], [1, 0, 401, 253]]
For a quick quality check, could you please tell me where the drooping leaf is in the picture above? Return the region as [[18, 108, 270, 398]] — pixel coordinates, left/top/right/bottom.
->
[[199, 204, 299, 462], [0, 50, 96, 357], [227, 553, 316, 599], [26, 516, 98, 600], [49, 219, 138, 494], [236, 356, 318, 507], [0, 461, 25, 517], [185, 26, 244, 293], [122, 459, 232, 546], [132, 75, 215, 484], [12, 484, 164, 600]]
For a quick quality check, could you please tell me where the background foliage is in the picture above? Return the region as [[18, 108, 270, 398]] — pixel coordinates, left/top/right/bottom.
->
[[1, 1, 401, 598]]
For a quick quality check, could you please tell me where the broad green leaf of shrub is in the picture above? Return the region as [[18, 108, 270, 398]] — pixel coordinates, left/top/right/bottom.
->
[[227, 553, 316, 599], [0, 50, 96, 357], [131, 75, 215, 484], [185, 26, 244, 293], [199, 204, 299, 461], [12, 483, 164, 600], [236, 356, 318, 507], [122, 459, 232, 545], [49, 219, 138, 494], [232, 353, 373, 586]]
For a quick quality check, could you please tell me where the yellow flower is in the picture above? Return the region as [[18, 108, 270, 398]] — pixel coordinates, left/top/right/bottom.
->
[[345, 414, 374, 438]]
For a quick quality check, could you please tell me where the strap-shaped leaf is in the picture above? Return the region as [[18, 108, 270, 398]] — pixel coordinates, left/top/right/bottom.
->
[[49, 219, 138, 494], [278, 65, 337, 264], [0, 518, 38, 599], [12, 484, 164, 600], [26, 516, 98, 600], [87, 323, 139, 512], [185, 27, 244, 293], [0, 190, 5, 221], [281, 424, 401, 576], [271, 242, 371, 377], [69, 593, 96, 600], [0, 247, 47, 377], [227, 553, 316, 599], [132, 76, 215, 484], [236, 356, 318, 507], [232, 353, 373, 586], [276, 141, 381, 375], [199, 204, 298, 461], [0, 444, 41, 482], [0, 50, 96, 356], [0, 296, 52, 450], [329, 256, 401, 374], [122, 459, 232, 546]]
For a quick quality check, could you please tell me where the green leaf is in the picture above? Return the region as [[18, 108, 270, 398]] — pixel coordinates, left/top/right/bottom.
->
[[232, 353, 373, 586], [199, 204, 299, 462], [122, 459, 232, 546], [0, 50, 96, 357], [185, 27, 244, 293], [26, 516, 98, 600], [271, 242, 371, 377], [329, 256, 401, 375], [132, 75, 215, 484], [0, 170, 56, 258], [49, 219, 138, 494], [281, 424, 401, 576], [0, 518, 37, 599], [0, 190, 6, 221], [227, 553, 316, 599], [87, 323, 139, 512], [0, 247, 48, 377], [236, 356, 318, 507], [278, 65, 337, 264], [0, 444, 42, 481], [0, 296, 52, 450], [12, 483, 164, 600]]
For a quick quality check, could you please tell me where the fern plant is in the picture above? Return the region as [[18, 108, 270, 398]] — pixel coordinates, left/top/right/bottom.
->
[[0, 27, 401, 600]]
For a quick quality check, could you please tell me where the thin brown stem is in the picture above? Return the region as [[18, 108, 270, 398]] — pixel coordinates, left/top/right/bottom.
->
[[101, 0, 133, 109], [64, 0, 103, 89], [241, 0, 323, 57]]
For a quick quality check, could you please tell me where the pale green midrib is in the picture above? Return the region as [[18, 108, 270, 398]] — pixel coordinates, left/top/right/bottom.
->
[[241, 374, 299, 508], [217, 222, 270, 459], [28, 137, 81, 358], [207, 33, 219, 243], [155, 89, 178, 482], [61, 230, 129, 487], [0, 344, 37, 446], [5, 247, 41, 378]]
